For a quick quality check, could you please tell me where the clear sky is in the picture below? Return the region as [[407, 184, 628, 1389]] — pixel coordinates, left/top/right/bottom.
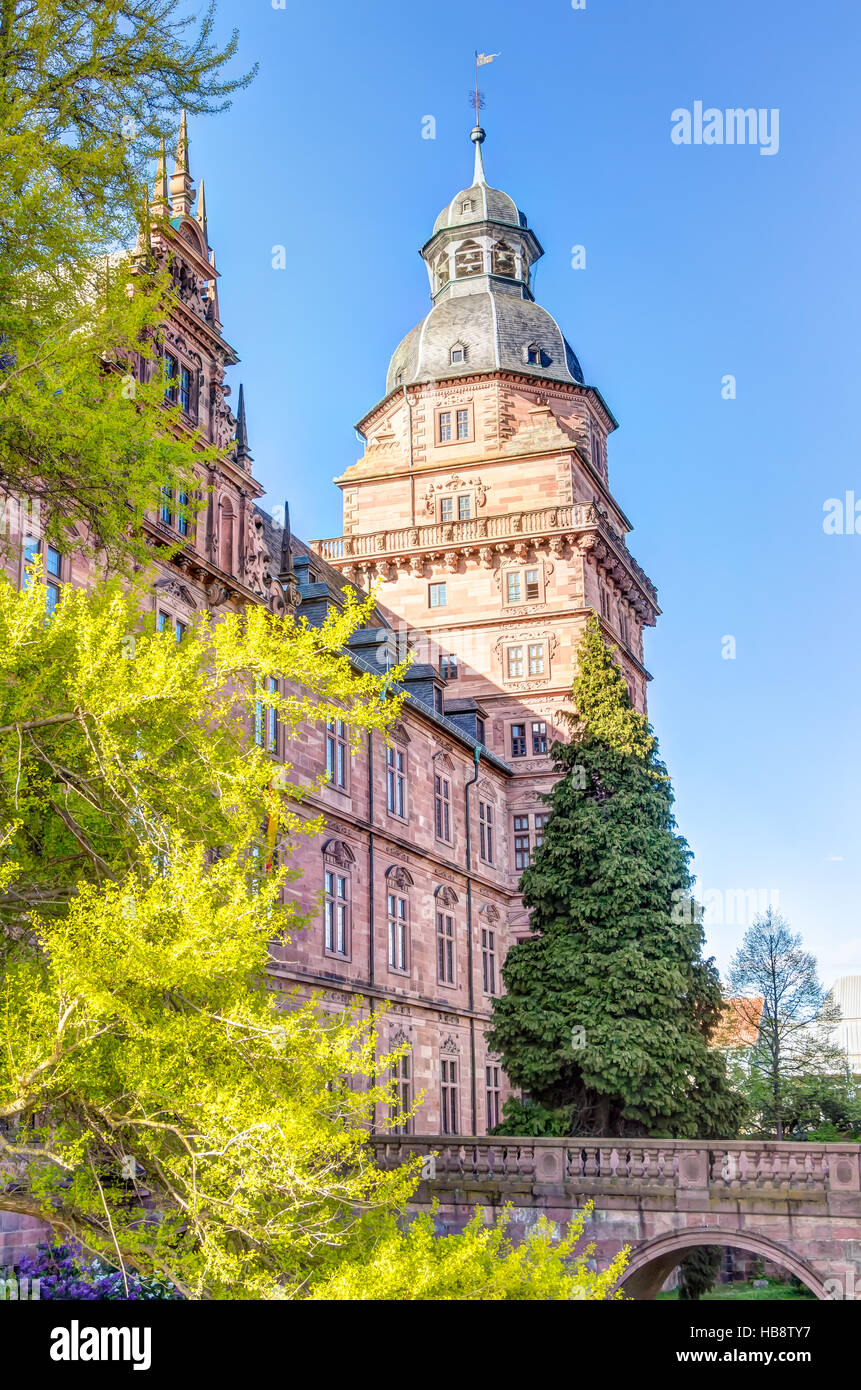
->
[[189, 0, 860, 984]]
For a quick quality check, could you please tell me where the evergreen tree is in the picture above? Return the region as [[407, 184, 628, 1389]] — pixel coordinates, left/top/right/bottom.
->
[[489, 616, 742, 1139]]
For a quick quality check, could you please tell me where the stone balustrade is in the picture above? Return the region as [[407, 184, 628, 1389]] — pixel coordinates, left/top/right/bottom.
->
[[371, 1135, 861, 1195], [311, 504, 659, 608]]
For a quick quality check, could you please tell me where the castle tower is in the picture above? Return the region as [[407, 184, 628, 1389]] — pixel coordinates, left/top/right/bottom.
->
[[312, 129, 659, 926]]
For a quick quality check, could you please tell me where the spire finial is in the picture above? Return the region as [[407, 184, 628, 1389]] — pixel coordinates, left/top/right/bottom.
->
[[234, 383, 252, 467], [470, 125, 487, 186], [279, 499, 293, 577], [169, 110, 194, 218], [195, 176, 208, 244], [174, 109, 189, 175]]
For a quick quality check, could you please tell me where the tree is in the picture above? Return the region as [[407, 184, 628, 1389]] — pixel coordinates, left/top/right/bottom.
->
[[726, 911, 851, 1139], [677, 1246, 722, 1301], [0, 571, 625, 1300], [0, 1, 254, 567], [488, 616, 742, 1140]]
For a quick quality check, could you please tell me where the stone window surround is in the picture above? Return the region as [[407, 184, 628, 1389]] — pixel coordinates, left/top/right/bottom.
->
[[434, 400, 474, 448], [502, 561, 546, 607]]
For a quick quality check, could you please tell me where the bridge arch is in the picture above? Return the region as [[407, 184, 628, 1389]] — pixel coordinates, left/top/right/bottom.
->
[[619, 1227, 828, 1301]]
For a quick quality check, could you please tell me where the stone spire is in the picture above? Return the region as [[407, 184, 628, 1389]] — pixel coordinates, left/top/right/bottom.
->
[[195, 176, 208, 245], [279, 499, 293, 579], [169, 109, 194, 218], [151, 138, 169, 216], [234, 383, 253, 467]]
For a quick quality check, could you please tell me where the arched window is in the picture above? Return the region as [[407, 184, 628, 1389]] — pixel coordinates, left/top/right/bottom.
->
[[492, 242, 517, 278], [455, 239, 483, 278], [524, 343, 542, 367], [435, 254, 451, 292]]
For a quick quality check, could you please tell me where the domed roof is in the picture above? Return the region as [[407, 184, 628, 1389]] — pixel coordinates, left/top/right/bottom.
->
[[382, 127, 585, 399], [433, 128, 526, 234], [387, 292, 584, 393]]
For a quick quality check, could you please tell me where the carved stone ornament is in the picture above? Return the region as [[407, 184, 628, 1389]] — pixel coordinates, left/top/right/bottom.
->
[[321, 838, 356, 868], [386, 865, 415, 891], [440, 1034, 460, 1056], [434, 884, 459, 907]]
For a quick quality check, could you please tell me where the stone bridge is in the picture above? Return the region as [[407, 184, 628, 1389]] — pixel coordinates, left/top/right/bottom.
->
[[372, 1136, 861, 1299]]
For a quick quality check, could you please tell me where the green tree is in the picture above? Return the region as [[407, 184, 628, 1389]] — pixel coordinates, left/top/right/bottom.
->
[[489, 616, 742, 1140], [0, 0, 254, 567], [677, 1246, 723, 1301], [726, 911, 851, 1140], [0, 571, 624, 1300]]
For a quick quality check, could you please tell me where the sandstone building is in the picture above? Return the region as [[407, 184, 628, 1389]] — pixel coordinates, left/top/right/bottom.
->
[[7, 118, 659, 1141]]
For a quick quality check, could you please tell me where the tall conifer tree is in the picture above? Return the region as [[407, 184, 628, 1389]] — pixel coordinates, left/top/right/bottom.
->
[[489, 616, 742, 1139]]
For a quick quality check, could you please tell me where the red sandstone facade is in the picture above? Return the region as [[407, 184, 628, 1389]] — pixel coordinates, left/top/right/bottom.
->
[[3, 118, 659, 1161]]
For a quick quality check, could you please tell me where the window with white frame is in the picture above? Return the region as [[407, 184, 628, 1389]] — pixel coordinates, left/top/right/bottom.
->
[[387, 892, 408, 974], [429, 582, 447, 608], [482, 927, 497, 995], [504, 565, 543, 606], [527, 643, 545, 676], [479, 800, 494, 864], [434, 773, 452, 842], [441, 1056, 459, 1134], [387, 744, 407, 818], [437, 910, 455, 984], [324, 868, 350, 958], [506, 646, 524, 679], [326, 718, 348, 789], [486, 1063, 501, 1128], [531, 721, 548, 755], [390, 1050, 412, 1134]]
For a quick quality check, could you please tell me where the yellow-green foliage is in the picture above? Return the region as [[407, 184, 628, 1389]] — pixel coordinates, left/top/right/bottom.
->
[[310, 1203, 629, 1302], [0, 572, 627, 1300]]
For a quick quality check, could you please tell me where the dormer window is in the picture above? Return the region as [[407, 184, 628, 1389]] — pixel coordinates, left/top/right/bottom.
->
[[455, 240, 483, 278], [525, 343, 541, 366], [395, 371, 404, 386], [461, 200, 473, 214], [450, 343, 466, 365], [435, 255, 450, 292]]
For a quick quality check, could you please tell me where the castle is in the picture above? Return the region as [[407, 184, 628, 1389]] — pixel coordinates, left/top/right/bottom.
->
[[9, 116, 659, 1139]]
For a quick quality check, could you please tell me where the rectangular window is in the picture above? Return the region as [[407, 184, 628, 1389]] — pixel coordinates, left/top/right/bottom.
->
[[45, 546, 61, 578], [163, 353, 178, 404], [437, 911, 455, 985], [506, 572, 521, 604], [23, 535, 39, 568], [179, 366, 191, 413], [457, 491, 470, 518], [175, 620, 186, 643], [429, 582, 447, 608], [534, 813, 550, 849], [387, 893, 408, 973], [532, 721, 548, 755], [433, 686, 443, 714], [619, 610, 629, 645], [600, 588, 610, 620], [45, 582, 60, 616], [486, 1064, 501, 1130], [482, 928, 497, 995], [391, 1052, 412, 1135], [456, 410, 469, 442], [528, 643, 545, 676], [514, 815, 531, 871], [476, 717, 485, 746], [510, 724, 526, 758], [438, 411, 452, 443], [157, 611, 171, 634], [479, 801, 494, 864], [440, 654, 458, 681], [324, 870, 349, 957], [326, 718, 348, 789], [387, 745, 406, 818], [434, 775, 451, 842], [160, 486, 173, 527], [506, 646, 524, 679], [525, 568, 540, 601], [440, 1057, 459, 1135], [440, 496, 454, 522], [177, 490, 189, 537]]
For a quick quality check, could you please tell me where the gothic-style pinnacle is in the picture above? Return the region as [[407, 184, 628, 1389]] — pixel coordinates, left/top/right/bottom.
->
[[152, 138, 169, 212], [195, 177, 208, 244], [174, 108, 189, 176], [279, 499, 293, 578], [234, 383, 252, 466]]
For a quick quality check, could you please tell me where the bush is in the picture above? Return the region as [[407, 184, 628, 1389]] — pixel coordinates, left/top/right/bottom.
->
[[16, 1242, 182, 1300]]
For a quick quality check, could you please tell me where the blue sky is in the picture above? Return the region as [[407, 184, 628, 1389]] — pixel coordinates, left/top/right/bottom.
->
[[189, 0, 860, 982]]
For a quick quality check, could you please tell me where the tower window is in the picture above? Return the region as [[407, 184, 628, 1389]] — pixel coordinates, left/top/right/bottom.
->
[[395, 371, 404, 386], [429, 582, 447, 608], [435, 255, 450, 291], [461, 200, 473, 214], [438, 411, 452, 442], [455, 239, 483, 278], [492, 242, 517, 278], [450, 345, 466, 365], [526, 345, 541, 366]]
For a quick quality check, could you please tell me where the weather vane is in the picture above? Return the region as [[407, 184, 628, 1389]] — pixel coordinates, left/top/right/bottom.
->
[[470, 51, 500, 127]]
